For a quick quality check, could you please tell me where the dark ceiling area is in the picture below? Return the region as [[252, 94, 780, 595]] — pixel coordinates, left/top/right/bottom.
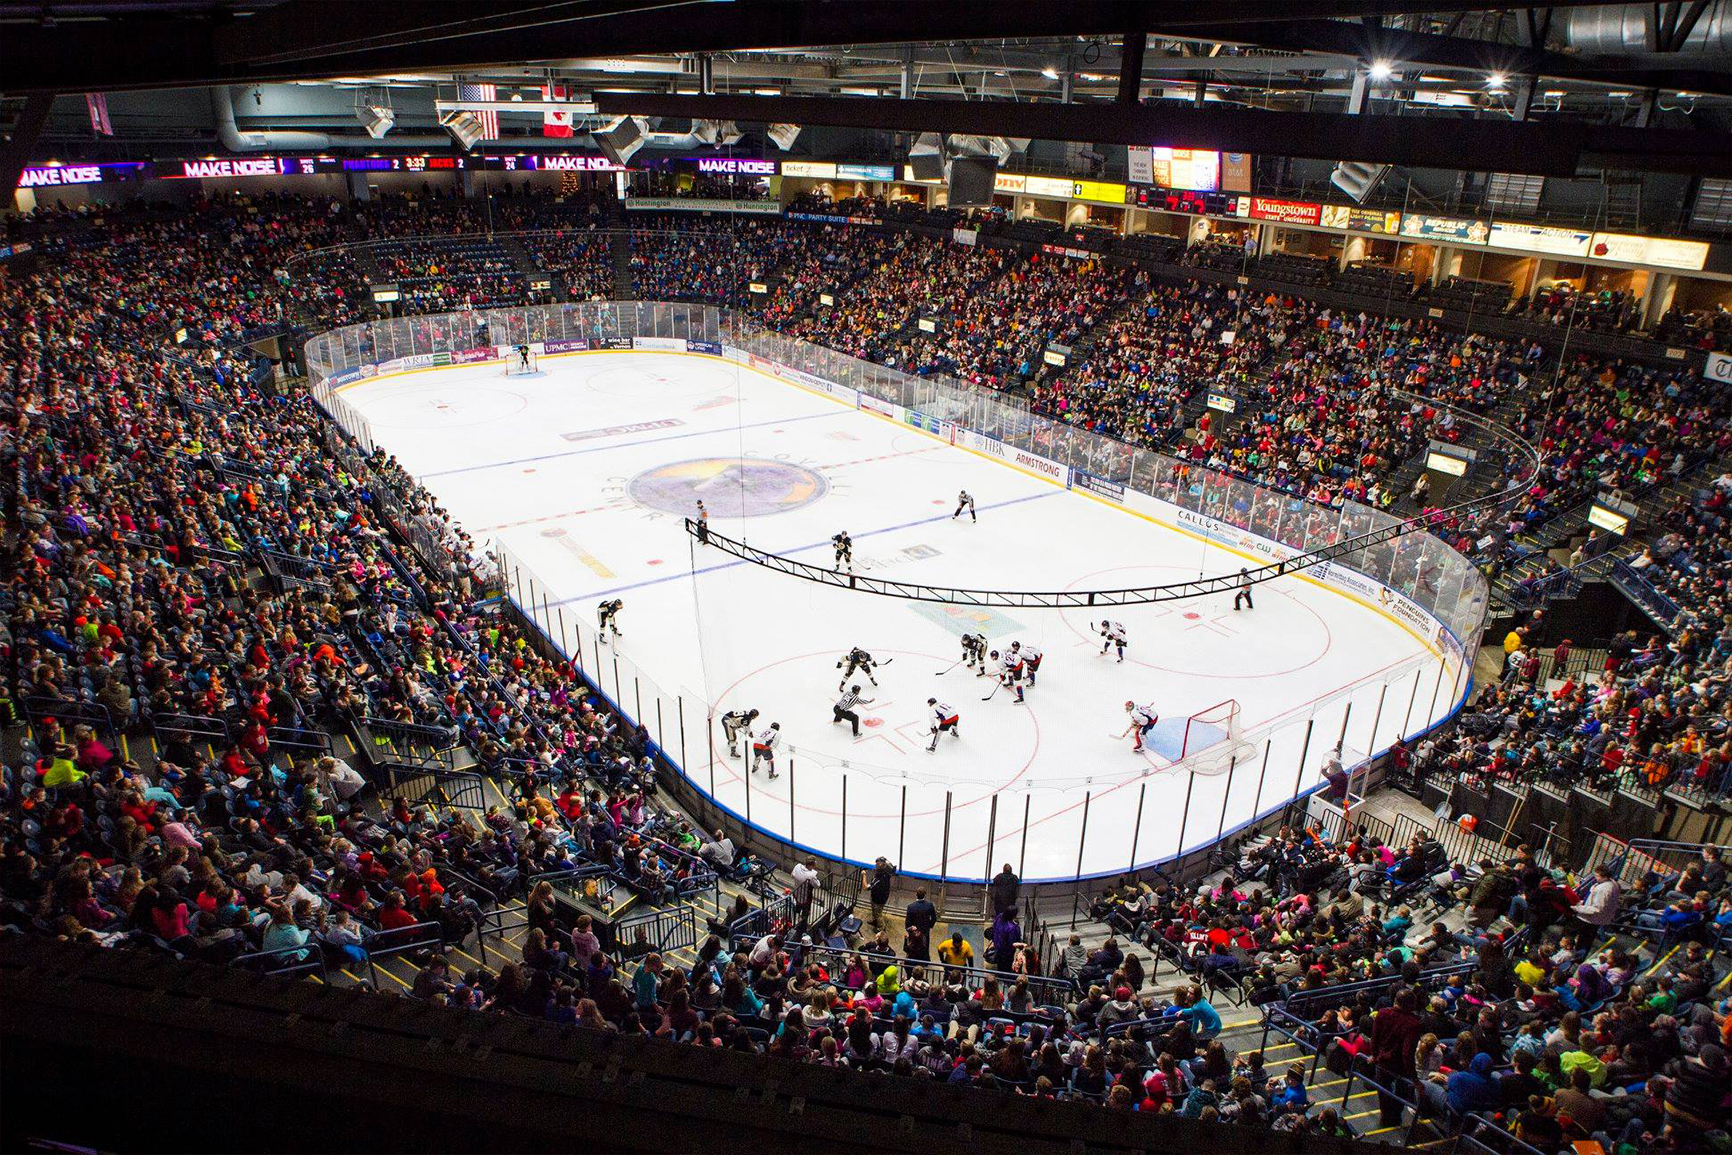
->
[[1, 0, 1730, 180]]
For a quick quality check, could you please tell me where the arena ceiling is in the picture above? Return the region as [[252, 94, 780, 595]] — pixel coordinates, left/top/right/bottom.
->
[[2, 1, 1730, 177]]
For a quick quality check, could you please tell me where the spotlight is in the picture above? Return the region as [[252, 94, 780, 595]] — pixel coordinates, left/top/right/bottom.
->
[[1487, 72, 1508, 91], [1368, 60, 1394, 82], [1041, 66, 1059, 80], [595, 116, 646, 166], [359, 104, 395, 140], [439, 110, 484, 151]]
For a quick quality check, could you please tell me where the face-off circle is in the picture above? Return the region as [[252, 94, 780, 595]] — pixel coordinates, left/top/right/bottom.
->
[[627, 457, 829, 517]]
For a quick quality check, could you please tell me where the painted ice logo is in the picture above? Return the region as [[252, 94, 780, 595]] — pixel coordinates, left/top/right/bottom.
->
[[627, 457, 829, 518]]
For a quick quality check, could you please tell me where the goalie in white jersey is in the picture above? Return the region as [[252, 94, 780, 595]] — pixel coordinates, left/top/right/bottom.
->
[[926, 697, 960, 752], [1117, 701, 1159, 753]]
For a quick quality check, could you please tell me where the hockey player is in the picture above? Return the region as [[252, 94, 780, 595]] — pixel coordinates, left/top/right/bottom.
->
[[1099, 619, 1127, 662], [1118, 701, 1160, 753], [751, 721, 782, 778], [960, 632, 989, 675], [952, 489, 976, 522], [990, 648, 1026, 704], [515, 343, 533, 372], [1010, 640, 1043, 685], [926, 697, 960, 752], [831, 530, 854, 571], [836, 646, 880, 691], [831, 684, 875, 737], [1233, 567, 1254, 612], [720, 706, 760, 757], [695, 499, 710, 546], [597, 598, 624, 641]]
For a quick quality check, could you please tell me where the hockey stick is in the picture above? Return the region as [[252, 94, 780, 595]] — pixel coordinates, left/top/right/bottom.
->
[[980, 680, 1002, 702], [934, 657, 965, 676]]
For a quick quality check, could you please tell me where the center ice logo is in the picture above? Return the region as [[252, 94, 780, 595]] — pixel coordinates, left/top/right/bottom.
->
[[627, 457, 829, 518]]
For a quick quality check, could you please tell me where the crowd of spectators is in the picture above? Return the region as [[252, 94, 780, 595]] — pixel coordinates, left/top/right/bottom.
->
[[883, 252, 1144, 389], [1086, 816, 1732, 1150], [5, 186, 1732, 1149]]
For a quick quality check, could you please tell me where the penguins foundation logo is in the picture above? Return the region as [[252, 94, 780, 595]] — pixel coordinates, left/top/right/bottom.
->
[[628, 457, 829, 517]]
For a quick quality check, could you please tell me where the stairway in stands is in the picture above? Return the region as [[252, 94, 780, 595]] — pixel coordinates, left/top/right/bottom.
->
[[1489, 451, 1731, 614], [611, 230, 635, 299]]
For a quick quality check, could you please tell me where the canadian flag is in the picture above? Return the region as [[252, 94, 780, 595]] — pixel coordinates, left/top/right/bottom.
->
[[542, 85, 573, 138]]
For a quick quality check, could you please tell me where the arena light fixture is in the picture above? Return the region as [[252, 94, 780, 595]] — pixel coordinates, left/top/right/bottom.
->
[[1368, 60, 1395, 83], [359, 104, 395, 139], [439, 110, 485, 151], [1487, 72, 1508, 92], [595, 116, 646, 165], [1041, 66, 1060, 80]]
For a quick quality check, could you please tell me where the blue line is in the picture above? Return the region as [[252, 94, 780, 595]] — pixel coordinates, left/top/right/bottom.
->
[[420, 410, 842, 479], [542, 489, 1059, 606]]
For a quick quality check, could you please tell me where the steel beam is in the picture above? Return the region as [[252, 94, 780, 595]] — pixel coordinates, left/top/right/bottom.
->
[[0, 1, 1658, 94], [593, 91, 1732, 177]]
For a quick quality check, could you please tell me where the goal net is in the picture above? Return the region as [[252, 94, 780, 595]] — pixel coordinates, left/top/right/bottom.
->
[[1180, 699, 1248, 774], [504, 350, 540, 376]]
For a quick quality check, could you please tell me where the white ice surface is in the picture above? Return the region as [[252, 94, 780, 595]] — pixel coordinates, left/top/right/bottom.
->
[[340, 351, 1458, 881]]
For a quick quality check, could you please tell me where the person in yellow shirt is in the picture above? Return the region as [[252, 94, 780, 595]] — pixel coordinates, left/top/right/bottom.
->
[[936, 930, 974, 969], [1502, 628, 1524, 657], [42, 746, 87, 790]]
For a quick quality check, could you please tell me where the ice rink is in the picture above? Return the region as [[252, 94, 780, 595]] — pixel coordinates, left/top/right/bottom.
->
[[338, 349, 1462, 881]]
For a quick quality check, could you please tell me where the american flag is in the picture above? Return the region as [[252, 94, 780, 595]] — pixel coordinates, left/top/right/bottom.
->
[[457, 82, 498, 140]]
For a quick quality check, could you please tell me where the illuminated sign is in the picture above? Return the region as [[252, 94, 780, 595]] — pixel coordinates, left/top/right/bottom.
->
[[783, 161, 838, 179], [179, 158, 282, 179], [1320, 205, 1403, 235], [1400, 214, 1489, 244], [917, 317, 937, 333], [1071, 179, 1128, 204], [1426, 452, 1468, 477], [748, 281, 769, 294], [696, 157, 777, 175], [836, 163, 896, 181], [1206, 392, 1238, 414], [1022, 175, 1074, 198], [1588, 502, 1631, 535], [533, 154, 628, 172], [1589, 232, 1710, 271], [370, 284, 400, 303], [1704, 352, 1732, 386], [1488, 221, 1592, 257], [1236, 197, 1322, 226], [818, 293, 835, 306], [19, 163, 114, 187], [1136, 147, 1219, 192], [1043, 348, 1067, 367]]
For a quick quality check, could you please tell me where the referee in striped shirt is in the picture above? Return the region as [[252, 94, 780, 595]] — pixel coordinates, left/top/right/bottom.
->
[[831, 684, 875, 737]]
